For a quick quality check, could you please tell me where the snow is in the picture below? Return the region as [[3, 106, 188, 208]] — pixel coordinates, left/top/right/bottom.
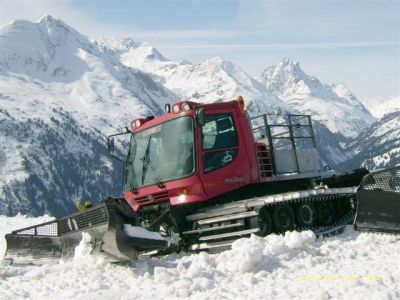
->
[[343, 112, 400, 170], [104, 36, 293, 116], [260, 58, 376, 138], [124, 224, 166, 241], [0, 214, 53, 256], [362, 147, 400, 169], [1, 215, 400, 299], [0, 15, 400, 298], [0, 16, 180, 215], [361, 96, 400, 118], [1, 15, 399, 214], [74, 232, 93, 259]]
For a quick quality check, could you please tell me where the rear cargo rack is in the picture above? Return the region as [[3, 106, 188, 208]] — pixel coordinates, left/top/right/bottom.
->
[[251, 114, 320, 175]]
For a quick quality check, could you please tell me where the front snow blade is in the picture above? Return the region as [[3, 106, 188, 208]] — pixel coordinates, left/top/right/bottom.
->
[[3, 198, 168, 265], [355, 166, 400, 233]]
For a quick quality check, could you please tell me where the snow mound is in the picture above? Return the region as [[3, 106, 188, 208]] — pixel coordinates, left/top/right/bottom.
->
[[74, 232, 93, 259], [216, 231, 316, 273]]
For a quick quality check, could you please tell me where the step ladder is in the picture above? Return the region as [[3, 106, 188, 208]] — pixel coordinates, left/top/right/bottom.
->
[[257, 144, 273, 181]]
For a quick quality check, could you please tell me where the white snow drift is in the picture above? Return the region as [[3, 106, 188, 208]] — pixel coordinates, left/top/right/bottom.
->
[[1, 215, 399, 299]]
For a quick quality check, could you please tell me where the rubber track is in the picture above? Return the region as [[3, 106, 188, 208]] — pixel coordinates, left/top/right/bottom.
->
[[184, 187, 357, 251]]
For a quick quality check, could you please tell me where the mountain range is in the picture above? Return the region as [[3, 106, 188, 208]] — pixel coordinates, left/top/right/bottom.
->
[[0, 15, 398, 216]]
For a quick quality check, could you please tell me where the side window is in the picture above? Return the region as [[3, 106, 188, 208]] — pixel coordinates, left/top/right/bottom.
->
[[202, 113, 239, 173], [202, 114, 238, 150]]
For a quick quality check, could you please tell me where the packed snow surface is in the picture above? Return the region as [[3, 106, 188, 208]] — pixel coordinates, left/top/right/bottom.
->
[[1, 215, 399, 299]]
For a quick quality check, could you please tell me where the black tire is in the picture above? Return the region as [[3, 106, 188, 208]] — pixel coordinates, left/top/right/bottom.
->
[[296, 203, 317, 227], [273, 204, 295, 232], [317, 201, 336, 225], [257, 208, 273, 236]]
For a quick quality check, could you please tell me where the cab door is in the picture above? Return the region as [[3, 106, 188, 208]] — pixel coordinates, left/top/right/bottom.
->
[[199, 108, 251, 198]]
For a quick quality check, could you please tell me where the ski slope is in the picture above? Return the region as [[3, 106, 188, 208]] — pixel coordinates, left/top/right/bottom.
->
[[1, 215, 399, 299]]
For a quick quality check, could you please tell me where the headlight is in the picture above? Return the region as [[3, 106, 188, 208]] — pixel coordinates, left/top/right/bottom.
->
[[181, 102, 191, 111], [172, 104, 180, 113]]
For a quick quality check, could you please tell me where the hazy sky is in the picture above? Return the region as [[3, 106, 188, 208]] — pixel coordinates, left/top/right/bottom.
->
[[0, 0, 399, 99]]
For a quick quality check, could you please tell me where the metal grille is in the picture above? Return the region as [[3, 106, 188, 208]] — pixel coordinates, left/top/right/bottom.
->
[[58, 205, 109, 234], [135, 191, 170, 205], [12, 205, 109, 237], [362, 166, 400, 193], [14, 220, 58, 236]]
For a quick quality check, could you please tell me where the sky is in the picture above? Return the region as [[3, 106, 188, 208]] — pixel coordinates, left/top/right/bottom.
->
[[0, 0, 399, 99]]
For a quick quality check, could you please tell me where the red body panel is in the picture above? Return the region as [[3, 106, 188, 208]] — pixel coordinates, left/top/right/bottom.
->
[[123, 99, 262, 212]]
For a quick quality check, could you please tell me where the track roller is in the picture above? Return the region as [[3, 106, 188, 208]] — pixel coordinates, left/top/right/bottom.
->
[[296, 202, 317, 227], [257, 208, 273, 236], [316, 201, 336, 225], [272, 203, 295, 232]]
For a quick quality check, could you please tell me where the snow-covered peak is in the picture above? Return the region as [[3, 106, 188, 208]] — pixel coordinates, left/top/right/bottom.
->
[[277, 57, 303, 74], [259, 57, 375, 138], [204, 56, 225, 65], [128, 50, 291, 113], [0, 16, 176, 130], [261, 57, 324, 97], [96, 37, 141, 51], [129, 42, 167, 61], [0, 14, 94, 81], [38, 14, 71, 29], [328, 82, 373, 113], [330, 82, 354, 99], [360, 96, 400, 118], [202, 56, 241, 76], [341, 111, 400, 170], [179, 59, 192, 65], [98, 37, 168, 63], [38, 14, 58, 23], [3, 14, 87, 46], [0, 18, 31, 31]]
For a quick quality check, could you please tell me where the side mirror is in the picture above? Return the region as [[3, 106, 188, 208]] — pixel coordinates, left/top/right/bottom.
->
[[107, 129, 131, 163], [107, 137, 115, 154], [196, 107, 205, 127]]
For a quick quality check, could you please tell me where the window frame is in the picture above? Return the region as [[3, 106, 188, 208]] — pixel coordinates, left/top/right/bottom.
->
[[123, 115, 197, 191], [201, 112, 239, 173]]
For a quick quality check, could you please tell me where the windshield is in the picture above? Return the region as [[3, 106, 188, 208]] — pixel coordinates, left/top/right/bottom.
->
[[124, 116, 195, 191]]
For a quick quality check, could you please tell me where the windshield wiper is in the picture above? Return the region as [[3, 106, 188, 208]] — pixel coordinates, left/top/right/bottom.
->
[[141, 136, 165, 188], [125, 139, 139, 194], [130, 181, 139, 194], [124, 160, 138, 194]]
